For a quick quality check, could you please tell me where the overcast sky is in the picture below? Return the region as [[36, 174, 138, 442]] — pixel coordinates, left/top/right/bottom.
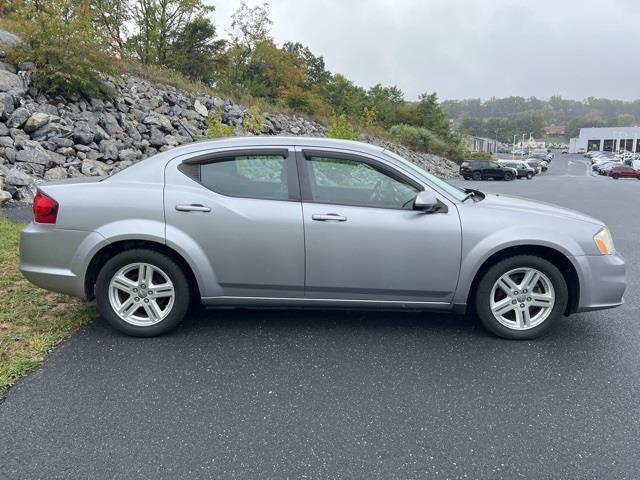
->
[[210, 0, 640, 101]]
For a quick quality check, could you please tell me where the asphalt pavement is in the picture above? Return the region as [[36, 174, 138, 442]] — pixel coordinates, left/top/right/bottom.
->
[[1, 153, 640, 479]]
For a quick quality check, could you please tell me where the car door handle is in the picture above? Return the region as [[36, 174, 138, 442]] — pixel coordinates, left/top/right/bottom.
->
[[312, 213, 347, 222], [175, 204, 211, 213]]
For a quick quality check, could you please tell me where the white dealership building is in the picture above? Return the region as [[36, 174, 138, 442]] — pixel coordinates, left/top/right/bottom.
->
[[569, 126, 640, 153]]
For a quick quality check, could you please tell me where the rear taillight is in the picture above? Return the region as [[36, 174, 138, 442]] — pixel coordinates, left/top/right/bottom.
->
[[33, 191, 58, 224]]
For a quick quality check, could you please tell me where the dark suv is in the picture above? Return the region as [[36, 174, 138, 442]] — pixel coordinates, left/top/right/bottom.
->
[[459, 160, 516, 181]]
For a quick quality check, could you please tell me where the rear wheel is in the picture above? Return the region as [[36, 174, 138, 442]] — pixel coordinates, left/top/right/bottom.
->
[[612, 174, 619, 179], [96, 249, 191, 336], [503, 171, 513, 181], [472, 171, 482, 181], [474, 255, 568, 340]]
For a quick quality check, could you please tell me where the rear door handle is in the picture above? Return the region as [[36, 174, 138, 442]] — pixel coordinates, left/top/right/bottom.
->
[[312, 213, 347, 222], [175, 204, 211, 213]]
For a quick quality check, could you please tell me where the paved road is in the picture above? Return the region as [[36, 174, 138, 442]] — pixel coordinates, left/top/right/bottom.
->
[[2, 153, 640, 479]]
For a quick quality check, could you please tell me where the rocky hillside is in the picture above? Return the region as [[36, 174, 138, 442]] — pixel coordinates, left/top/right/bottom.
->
[[0, 34, 460, 207]]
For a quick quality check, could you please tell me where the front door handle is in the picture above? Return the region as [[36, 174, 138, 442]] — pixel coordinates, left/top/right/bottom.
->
[[175, 204, 211, 213], [312, 213, 347, 222]]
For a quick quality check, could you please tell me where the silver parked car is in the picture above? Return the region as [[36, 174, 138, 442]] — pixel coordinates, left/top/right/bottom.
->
[[20, 137, 626, 339]]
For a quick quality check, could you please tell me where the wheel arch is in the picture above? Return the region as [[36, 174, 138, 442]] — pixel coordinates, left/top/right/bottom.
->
[[84, 239, 201, 303], [465, 245, 580, 315]]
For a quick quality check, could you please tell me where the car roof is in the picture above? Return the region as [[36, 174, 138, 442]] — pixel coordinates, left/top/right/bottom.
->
[[163, 136, 386, 157]]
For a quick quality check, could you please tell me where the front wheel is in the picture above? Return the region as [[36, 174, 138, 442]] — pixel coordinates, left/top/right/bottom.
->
[[474, 255, 568, 340], [526, 172, 534, 179], [612, 174, 619, 179], [472, 171, 482, 181], [96, 249, 191, 336]]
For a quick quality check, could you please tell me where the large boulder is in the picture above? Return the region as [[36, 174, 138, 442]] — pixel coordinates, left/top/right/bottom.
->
[[44, 167, 68, 181], [6, 106, 29, 128], [0, 30, 22, 48], [5, 167, 33, 186], [0, 71, 24, 93], [81, 159, 108, 176], [23, 112, 51, 133]]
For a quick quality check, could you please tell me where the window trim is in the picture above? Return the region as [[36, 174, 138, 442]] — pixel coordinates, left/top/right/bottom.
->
[[178, 148, 301, 202], [296, 148, 424, 211]]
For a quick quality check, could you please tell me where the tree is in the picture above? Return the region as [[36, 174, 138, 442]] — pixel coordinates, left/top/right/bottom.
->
[[229, 1, 272, 52], [127, 0, 213, 65], [166, 17, 225, 83], [91, 0, 130, 55], [5, 0, 113, 97]]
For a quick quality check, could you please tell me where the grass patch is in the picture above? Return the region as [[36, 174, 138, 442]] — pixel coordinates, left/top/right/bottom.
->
[[0, 219, 95, 398]]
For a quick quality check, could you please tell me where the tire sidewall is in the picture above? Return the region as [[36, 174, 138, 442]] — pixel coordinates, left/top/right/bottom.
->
[[504, 172, 513, 181], [96, 249, 191, 337], [472, 171, 482, 180], [474, 255, 569, 340]]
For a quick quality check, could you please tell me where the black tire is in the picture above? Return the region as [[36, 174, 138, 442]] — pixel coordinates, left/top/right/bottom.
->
[[472, 171, 482, 181], [474, 255, 568, 340], [503, 171, 513, 181], [463, 176, 471, 180], [96, 249, 191, 337], [612, 174, 619, 180], [526, 172, 534, 180]]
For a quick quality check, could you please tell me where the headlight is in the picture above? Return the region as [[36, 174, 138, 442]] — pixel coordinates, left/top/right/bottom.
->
[[594, 228, 616, 255]]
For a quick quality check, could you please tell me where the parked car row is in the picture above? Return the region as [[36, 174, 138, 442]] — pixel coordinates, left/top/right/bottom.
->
[[588, 150, 640, 179], [459, 157, 549, 181]]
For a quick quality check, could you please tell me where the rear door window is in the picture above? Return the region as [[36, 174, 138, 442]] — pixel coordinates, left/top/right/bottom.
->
[[199, 154, 290, 200]]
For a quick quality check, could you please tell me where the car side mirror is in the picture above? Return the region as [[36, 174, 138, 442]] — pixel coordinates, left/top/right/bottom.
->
[[413, 191, 440, 213]]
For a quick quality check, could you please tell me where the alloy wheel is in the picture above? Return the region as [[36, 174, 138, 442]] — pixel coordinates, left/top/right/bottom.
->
[[489, 267, 555, 330], [108, 262, 175, 326]]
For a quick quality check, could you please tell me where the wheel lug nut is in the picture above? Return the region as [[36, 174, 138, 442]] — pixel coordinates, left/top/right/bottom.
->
[[512, 300, 517, 304], [514, 291, 519, 295], [134, 297, 140, 302], [133, 288, 138, 292], [520, 303, 525, 308], [144, 299, 149, 303], [527, 297, 532, 302], [523, 289, 528, 293]]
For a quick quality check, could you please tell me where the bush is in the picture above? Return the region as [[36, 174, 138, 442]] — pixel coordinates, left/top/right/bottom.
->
[[3, 1, 113, 98], [389, 124, 464, 163], [465, 151, 494, 160], [327, 114, 359, 140], [242, 105, 264, 134], [205, 108, 235, 138]]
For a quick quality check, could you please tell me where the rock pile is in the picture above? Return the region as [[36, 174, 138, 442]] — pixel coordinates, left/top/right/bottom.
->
[[0, 33, 460, 207]]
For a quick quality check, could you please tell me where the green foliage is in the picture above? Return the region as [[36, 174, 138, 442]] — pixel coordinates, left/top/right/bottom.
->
[[165, 17, 226, 84], [205, 108, 234, 138], [465, 151, 493, 160], [361, 106, 378, 128], [242, 105, 264, 134], [389, 124, 464, 162], [327, 114, 359, 140], [125, 0, 214, 65], [4, 0, 114, 97]]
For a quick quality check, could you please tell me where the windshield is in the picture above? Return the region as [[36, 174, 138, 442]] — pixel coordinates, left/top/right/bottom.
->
[[383, 149, 468, 202]]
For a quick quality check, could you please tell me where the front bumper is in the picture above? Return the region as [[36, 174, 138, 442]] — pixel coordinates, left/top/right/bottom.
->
[[19, 223, 107, 300], [571, 253, 626, 312]]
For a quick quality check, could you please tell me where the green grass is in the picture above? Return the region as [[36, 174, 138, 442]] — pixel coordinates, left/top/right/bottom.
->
[[0, 219, 95, 397]]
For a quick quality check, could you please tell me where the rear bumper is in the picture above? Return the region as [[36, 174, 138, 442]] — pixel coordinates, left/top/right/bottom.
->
[[20, 223, 107, 300], [571, 253, 626, 313]]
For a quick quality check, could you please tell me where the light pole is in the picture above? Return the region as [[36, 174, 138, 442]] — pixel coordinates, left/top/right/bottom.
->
[[513, 134, 517, 160]]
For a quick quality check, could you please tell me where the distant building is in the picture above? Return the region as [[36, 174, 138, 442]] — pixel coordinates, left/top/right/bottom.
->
[[544, 125, 566, 136], [517, 137, 545, 149], [465, 136, 499, 154], [569, 126, 640, 153]]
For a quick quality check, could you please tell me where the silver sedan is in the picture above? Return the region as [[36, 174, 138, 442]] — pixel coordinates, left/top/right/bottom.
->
[[20, 137, 626, 339]]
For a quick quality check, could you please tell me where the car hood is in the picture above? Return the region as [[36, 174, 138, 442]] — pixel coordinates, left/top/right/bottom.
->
[[475, 193, 604, 226]]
